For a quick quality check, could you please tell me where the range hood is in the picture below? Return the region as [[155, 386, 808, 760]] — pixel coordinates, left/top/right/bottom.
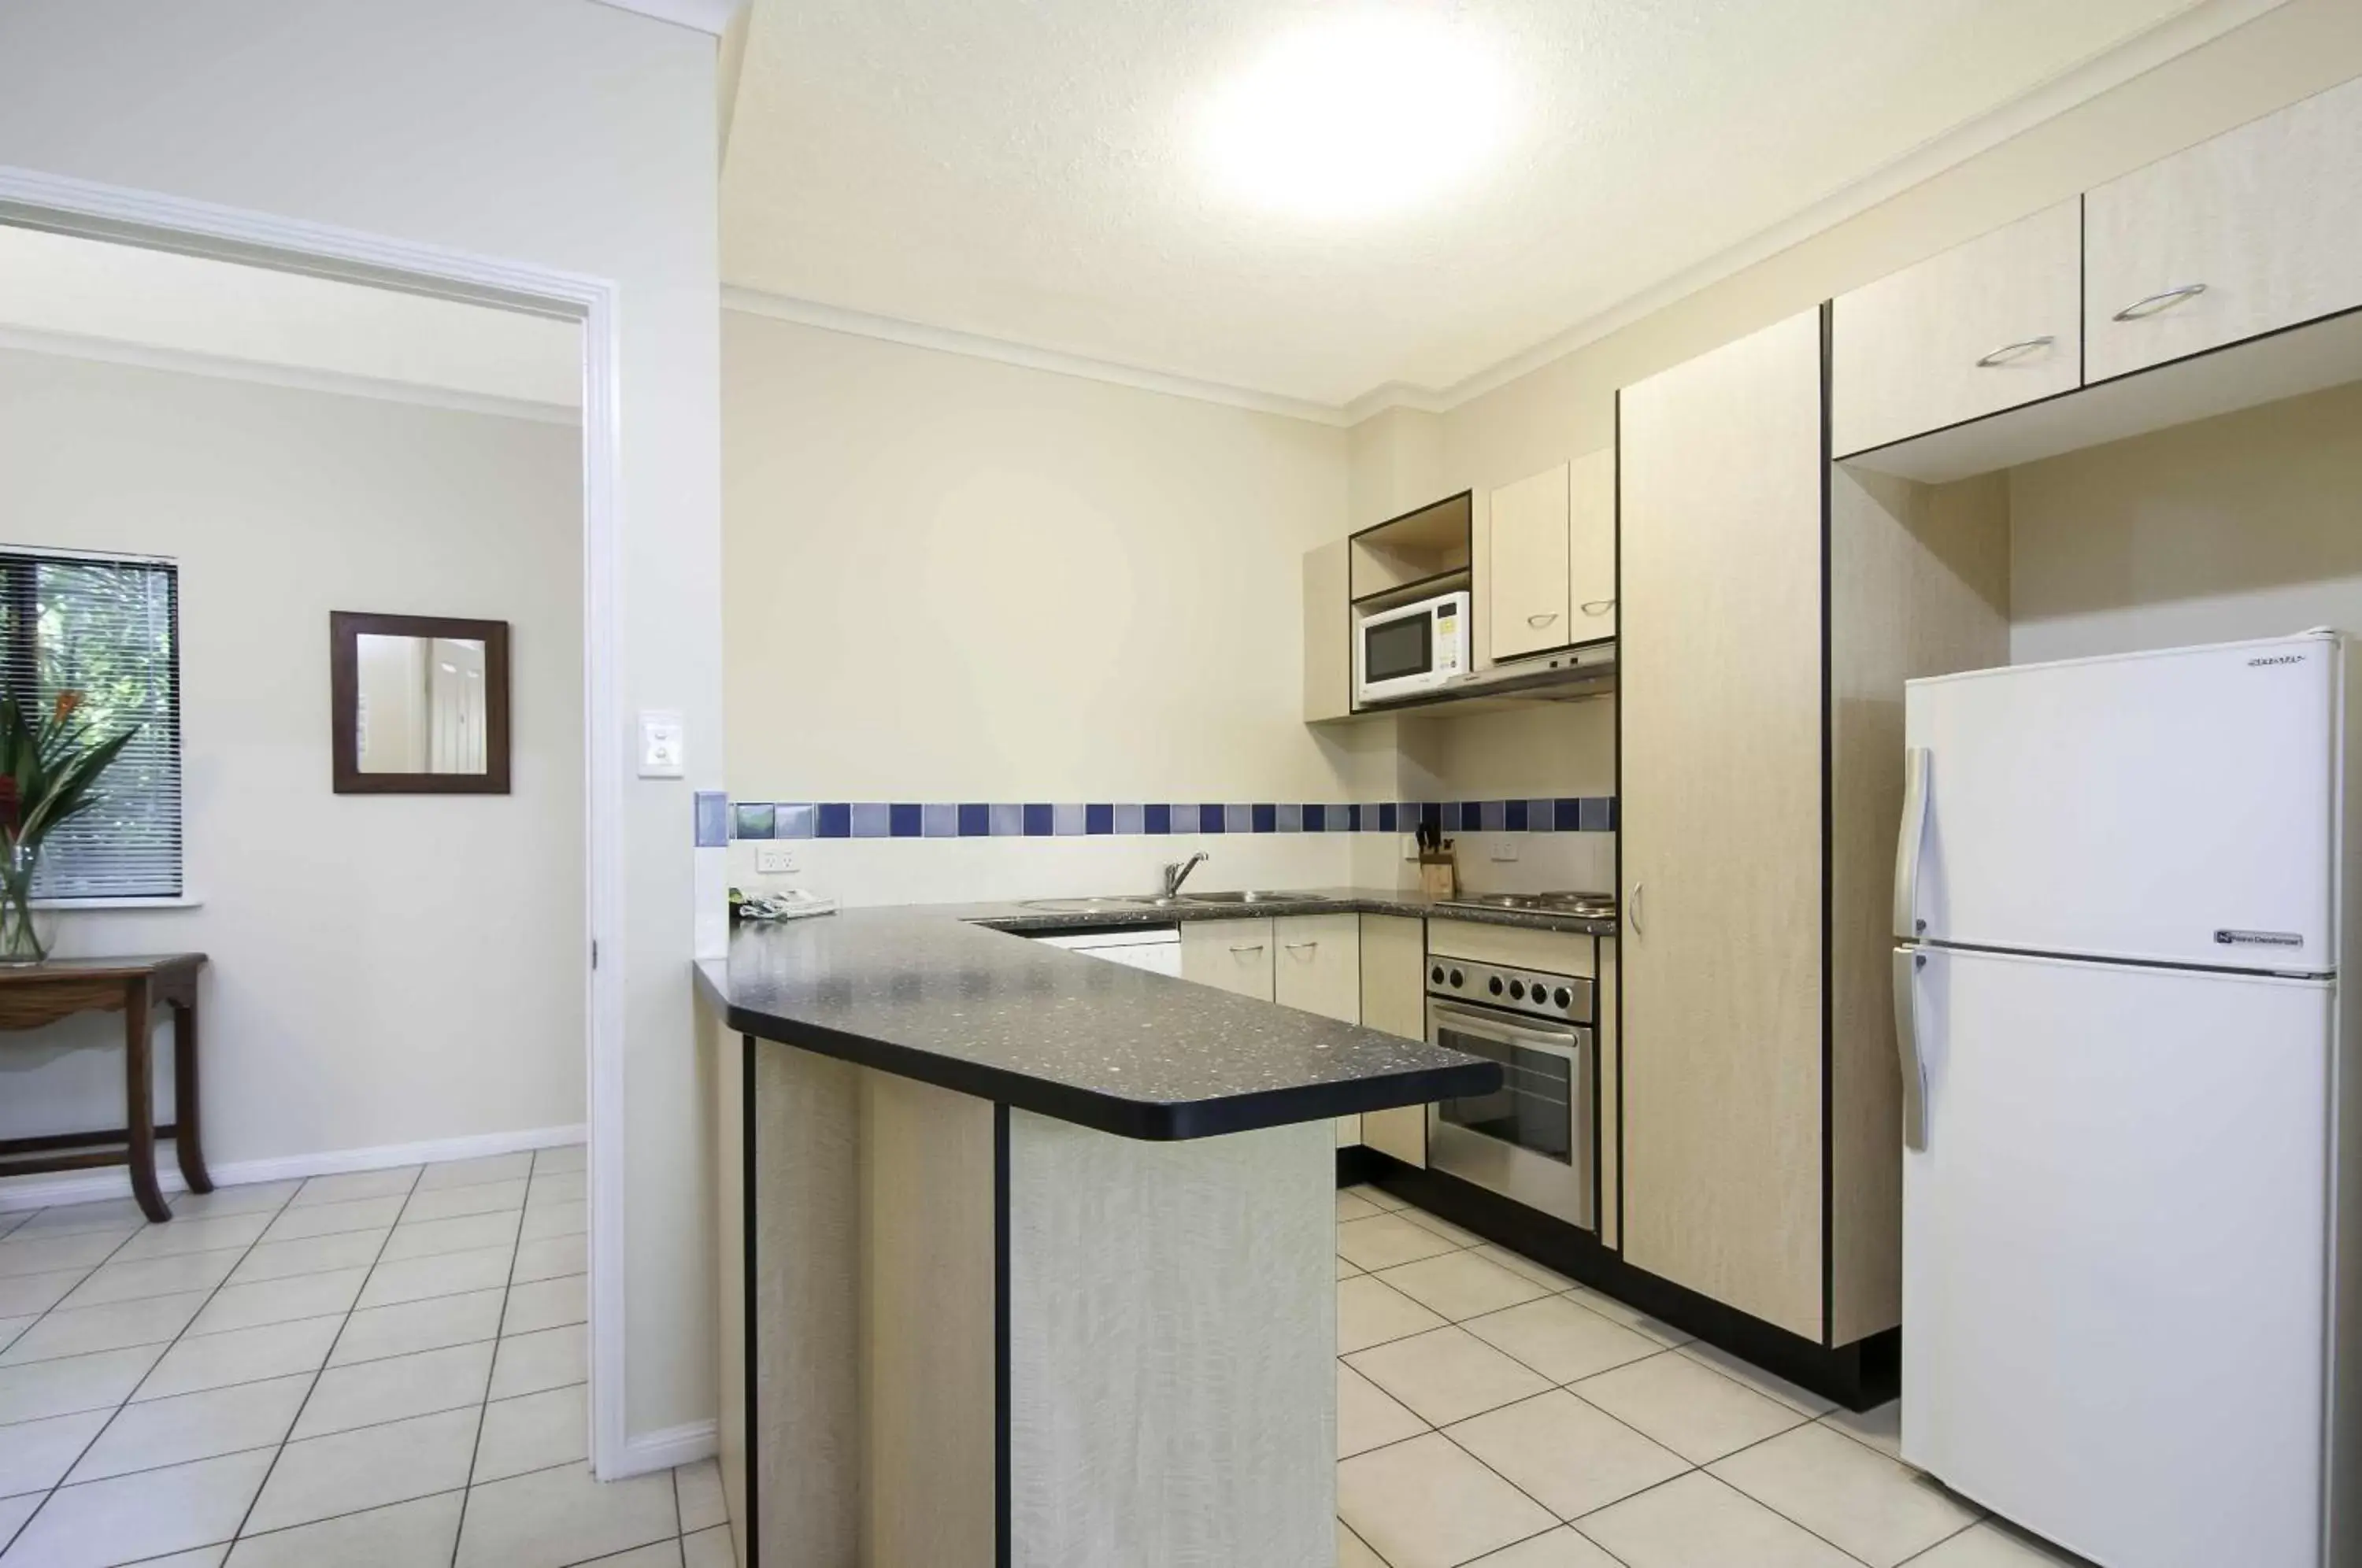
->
[[1360, 639, 1617, 713]]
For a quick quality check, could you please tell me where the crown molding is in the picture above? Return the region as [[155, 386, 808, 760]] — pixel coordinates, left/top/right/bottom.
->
[[0, 324, 580, 425], [720, 286, 1352, 426], [584, 0, 743, 37]]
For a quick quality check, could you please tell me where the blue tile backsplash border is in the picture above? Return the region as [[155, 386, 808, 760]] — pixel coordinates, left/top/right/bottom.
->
[[720, 797, 1618, 841]]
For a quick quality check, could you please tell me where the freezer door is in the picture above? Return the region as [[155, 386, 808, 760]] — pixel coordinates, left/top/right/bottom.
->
[[1902, 633, 2339, 971], [1901, 946, 2332, 1568]]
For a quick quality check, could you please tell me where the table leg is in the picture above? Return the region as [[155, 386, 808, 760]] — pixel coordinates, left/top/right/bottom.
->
[[125, 982, 168, 1222], [172, 997, 212, 1193]]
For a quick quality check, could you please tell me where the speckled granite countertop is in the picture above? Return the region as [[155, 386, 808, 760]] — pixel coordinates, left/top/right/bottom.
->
[[694, 889, 1603, 1141]]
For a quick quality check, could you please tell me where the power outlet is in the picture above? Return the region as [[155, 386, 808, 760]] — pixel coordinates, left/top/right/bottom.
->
[[1490, 837, 1521, 862], [756, 845, 798, 875]]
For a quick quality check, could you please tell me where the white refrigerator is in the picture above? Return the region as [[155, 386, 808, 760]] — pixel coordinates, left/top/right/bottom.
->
[[1897, 631, 2358, 1568]]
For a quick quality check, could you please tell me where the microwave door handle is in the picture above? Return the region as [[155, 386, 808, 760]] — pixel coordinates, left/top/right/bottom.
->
[[1894, 747, 1931, 941]]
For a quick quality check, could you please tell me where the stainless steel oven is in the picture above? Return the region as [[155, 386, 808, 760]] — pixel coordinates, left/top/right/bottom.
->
[[1425, 960, 1594, 1230]]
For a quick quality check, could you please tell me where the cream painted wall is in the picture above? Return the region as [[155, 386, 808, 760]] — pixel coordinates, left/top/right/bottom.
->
[[0, 0, 724, 1448], [0, 346, 583, 1162], [2010, 380, 2362, 662]]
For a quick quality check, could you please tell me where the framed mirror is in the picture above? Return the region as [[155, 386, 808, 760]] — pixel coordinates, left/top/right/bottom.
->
[[330, 612, 511, 793]]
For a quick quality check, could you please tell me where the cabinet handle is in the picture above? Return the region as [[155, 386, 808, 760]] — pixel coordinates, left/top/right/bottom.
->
[[1283, 941, 1318, 955], [1579, 598, 1616, 616], [1526, 612, 1559, 627], [1629, 882, 1644, 937], [1973, 335, 2054, 367], [2112, 283, 2207, 321], [1229, 944, 1265, 955]]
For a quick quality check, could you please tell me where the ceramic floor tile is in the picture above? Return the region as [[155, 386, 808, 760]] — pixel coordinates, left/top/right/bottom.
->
[[135, 1315, 340, 1402], [1338, 1190, 1383, 1223], [510, 1234, 586, 1285], [1709, 1420, 1979, 1568], [1823, 1400, 1903, 1461], [1575, 1470, 1859, 1568], [230, 1228, 389, 1285], [242, 1404, 479, 1535], [0, 1496, 32, 1555], [4, 1203, 146, 1239], [357, 1245, 513, 1311], [1572, 1350, 1809, 1463], [416, 1153, 535, 1192], [1337, 1214, 1462, 1272], [67, 1372, 312, 1483], [1342, 1183, 1407, 1212], [1337, 1431, 1557, 1568], [1, 1446, 273, 1568], [1446, 1388, 1692, 1521], [168, 1182, 302, 1219], [1337, 1256, 1361, 1280], [187, 1267, 366, 1337], [0, 1270, 89, 1319], [0, 1231, 127, 1279], [258, 1195, 405, 1244], [224, 1489, 465, 1568], [488, 1325, 587, 1401], [1346, 1326, 1553, 1427], [1396, 1208, 1485, 1248], [500, 1275, 585, 1338], [1461, 1296, 1663, 1386], [1339, 1363, 1427, 1458], [518, 1201, 586, 1242], [400, 1181, 527, 1226], [379, 1211, 521, 1264], [529, 1146, 585, 1177], [674, 1457, 725, 1534], [0, 1288, 209, 1366], [58, 1249, 240, 1310], [524, 1171, 584, 1208], [0, 1319, 24, 1357], [333, 1289, 506, 1368], [127, 1550, 228, 1567], [1338, 1276, 1449, 1356], [109, 1212, 271, 1262], [1338, 1520, 1387, 1568], [1562, 1285, 1692, 1348], [1374, 1251, 1553, 1322], [1470, 1243, 1583, 1293], [0, 1407, 110, 1498], [1464, 1527, 1627, 1566], [472, 1384, 587, 1485], [576, 1542, 680, 1568], [291, 1340, 494, 1440], [0, 1344, 163, 1425], [289, 1169, 420, 1208], [1893, 1519, 2097, 1566], [452, 1460, 677, 1568], [681, 1525, 732, 1568], [1678, 1341, 1838, 1418]]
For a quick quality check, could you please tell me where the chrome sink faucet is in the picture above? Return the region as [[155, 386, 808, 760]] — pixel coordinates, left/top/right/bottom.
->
[[1161, 850, 1211, 899]]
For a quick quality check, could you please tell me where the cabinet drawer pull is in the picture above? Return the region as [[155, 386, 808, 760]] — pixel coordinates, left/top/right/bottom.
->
[[2112, 283, 2207, 321], [1229, 944, 1265, 955], [1526, 612, 1559, 627], [1283, 941, 1318, 955], [1973, 335, 2054, 368], [1580, 598, 1616, 616]]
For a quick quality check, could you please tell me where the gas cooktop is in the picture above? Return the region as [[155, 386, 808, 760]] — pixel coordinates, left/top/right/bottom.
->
[[1437, 891, 1617, 919]]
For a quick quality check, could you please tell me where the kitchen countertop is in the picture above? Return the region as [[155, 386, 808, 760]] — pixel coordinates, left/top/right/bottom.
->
[[695, 887, 1599, 1141]]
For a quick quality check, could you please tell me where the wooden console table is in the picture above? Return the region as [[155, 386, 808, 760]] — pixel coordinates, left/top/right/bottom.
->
[[0, 954, 210, 1222]]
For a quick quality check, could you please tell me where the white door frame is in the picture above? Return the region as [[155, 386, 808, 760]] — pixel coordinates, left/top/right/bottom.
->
[[0, 164, 637, 1476]]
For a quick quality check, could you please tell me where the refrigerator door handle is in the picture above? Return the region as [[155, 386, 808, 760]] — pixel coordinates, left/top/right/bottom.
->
[[1893, 746, 1931, 941], [1894, 945, 1929, 1151]]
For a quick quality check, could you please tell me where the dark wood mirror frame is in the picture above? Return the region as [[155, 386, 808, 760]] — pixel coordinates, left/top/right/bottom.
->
[[329, 611, 512, 794]]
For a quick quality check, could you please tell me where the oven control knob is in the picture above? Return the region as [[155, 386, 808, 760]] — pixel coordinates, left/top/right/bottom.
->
[[1508, 979, 1527, 1000], [1448, 968, 1464, 989], [1487, 975, 1504, 997], [1553, 986, 1573, 1009], [1431, 965, 1446, 986]]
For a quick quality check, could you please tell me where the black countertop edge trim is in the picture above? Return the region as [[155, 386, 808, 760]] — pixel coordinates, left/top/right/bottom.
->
[[969, 899, 1616, 938], [720, 1002, 1498, 1141]]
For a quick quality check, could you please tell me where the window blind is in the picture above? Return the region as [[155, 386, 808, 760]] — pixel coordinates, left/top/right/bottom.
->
[[0, 549, 183, 900]]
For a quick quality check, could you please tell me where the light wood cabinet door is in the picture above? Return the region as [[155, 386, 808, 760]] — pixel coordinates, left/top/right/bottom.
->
[[1179, 919, 1273, 1002], [1567, 448, 1617, 645], [1302, 540, 1352, 723], [1487, 464, 1572, 661], [1833, 199, 2082, 457], [1358, 915, 1428, 1167], [1273, 914, 1361, 1023], [1617, 307, 1827, 1342], [2086, 76, 2362, 383]]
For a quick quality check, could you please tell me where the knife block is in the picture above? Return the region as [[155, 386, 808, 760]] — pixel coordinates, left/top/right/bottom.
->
[[1417, 852, 1457, 900]]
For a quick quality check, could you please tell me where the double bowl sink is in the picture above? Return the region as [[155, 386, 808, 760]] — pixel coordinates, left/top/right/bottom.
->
[[1017, 890, 1335, 914]]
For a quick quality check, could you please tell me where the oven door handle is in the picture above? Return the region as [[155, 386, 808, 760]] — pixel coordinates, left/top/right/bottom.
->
[[1427, 1002, 1588, 1061]]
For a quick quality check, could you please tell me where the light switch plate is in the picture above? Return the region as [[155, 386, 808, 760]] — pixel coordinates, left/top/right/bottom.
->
[[756, 845, 798, 874], [638, 711, 685, 778], [1490, 838, 1520, 862]]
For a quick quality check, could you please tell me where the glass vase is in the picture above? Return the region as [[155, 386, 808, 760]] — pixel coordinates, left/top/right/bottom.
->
[[0, 839, 50, 965]]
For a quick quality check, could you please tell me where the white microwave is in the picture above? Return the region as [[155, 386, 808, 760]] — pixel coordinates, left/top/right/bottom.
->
[[1357, 590, 1470, 705]]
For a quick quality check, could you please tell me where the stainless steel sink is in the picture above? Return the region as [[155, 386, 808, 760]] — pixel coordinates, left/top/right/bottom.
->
[[1179, 889, 1332, 905], [1016, 890, 1332, 912], [1016, 897, 1165, 913]]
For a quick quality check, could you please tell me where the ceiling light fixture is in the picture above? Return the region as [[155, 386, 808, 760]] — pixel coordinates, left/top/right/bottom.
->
[[1200, 12, 1506, 221]]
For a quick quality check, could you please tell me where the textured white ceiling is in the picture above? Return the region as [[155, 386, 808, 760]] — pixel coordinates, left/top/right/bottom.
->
[[721, 0, 2210, 410]]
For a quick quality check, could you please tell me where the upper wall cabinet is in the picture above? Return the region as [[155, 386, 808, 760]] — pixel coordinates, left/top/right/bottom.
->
[[1832, 200, 2082, 458], [2085, 75, 2362, 383], [1485, 450, 1616, 664]]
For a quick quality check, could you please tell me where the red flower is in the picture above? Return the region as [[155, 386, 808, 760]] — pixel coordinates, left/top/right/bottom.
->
[[52, 691, 81, 724]]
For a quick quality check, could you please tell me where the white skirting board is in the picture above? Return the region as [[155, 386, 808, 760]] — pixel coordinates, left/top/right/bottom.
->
[[0, 1122, 587, 1211], [611, 1418, 719, 1477]]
